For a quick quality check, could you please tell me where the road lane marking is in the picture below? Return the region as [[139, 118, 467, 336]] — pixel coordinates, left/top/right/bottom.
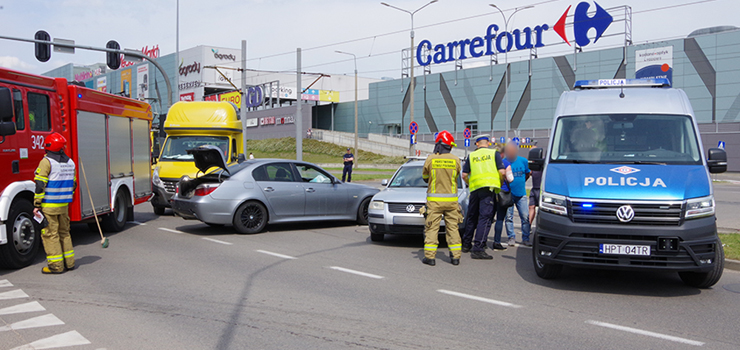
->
[[0, 279, 12, 288], [130, 221, 147, 225], [10, 330, 91, 350], [0, 314, 64, 332], [158, 228, 183, 234], [202, 237, 233, 245], [0, 289, 29, 300], [0, 301, 46, 315], [585, 320, 705, 346], [329, 266, 384, 279], [437, 289, 522, 308], [256, 250, 297, 260]]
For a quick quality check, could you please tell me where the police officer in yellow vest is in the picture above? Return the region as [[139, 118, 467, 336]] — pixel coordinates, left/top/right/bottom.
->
[[461, 135, 505, 259], [33, 132, 76, 274], [421, 131, 463, 266]]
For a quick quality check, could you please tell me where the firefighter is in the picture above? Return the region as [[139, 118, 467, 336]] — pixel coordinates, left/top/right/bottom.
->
[[461, 135, 505, 259], [421, 130, 462, 266], [33, 132, 76, 274]]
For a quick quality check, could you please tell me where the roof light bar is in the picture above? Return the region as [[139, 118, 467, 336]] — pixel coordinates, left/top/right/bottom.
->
[[574, 78, 671, 90]]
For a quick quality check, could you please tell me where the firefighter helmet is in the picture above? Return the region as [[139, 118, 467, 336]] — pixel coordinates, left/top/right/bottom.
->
[[435, 130, 457, 148], [44, 132, 67, 152]]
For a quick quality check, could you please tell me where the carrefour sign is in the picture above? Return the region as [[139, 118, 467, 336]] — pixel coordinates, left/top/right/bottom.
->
[[417, 1, 613, 66]]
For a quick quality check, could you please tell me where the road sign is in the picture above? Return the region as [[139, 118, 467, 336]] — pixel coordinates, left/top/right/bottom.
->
[[500, 137, 505, 144], [718, 141, 726, 149], [410, 135, 417, 145], [525, 137, 531, 144], [464, 128, 472, 139], [464, 138, 471, 147], [409, 121, 418, 135], [512, 137, 520, 145]]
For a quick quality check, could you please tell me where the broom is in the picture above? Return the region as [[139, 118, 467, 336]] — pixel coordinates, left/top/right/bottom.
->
[[79, 161, 109, 248]]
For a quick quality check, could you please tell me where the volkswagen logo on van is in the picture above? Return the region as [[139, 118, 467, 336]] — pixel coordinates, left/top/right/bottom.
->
[[616, 205, 635, 223], [406, 204, 416, 213]]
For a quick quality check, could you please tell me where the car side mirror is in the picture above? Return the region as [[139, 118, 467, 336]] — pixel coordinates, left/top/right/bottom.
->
[[237, 154, 246, 164], [528, 148, 544, 171], [707, 148, 727, 174], [381, 179, 388, 186], [0, 87, 15, 143]]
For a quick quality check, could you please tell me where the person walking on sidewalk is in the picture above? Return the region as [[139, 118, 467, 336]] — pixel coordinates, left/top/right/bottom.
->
[[461, 135, 505, 259], [421, 131, 463, 266]]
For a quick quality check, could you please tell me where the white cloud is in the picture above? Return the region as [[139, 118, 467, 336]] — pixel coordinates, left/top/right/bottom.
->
[[0, 56, 36, 71]]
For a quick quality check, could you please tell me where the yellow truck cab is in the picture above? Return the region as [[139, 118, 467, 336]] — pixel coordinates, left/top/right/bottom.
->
[[151, 101, 243, 214]]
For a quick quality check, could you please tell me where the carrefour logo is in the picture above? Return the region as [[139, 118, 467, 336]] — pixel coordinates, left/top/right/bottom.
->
[[416, 1, 613, 67]]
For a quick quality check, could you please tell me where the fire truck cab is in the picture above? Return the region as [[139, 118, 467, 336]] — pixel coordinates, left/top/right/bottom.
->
[[0, 68, 153, 269]]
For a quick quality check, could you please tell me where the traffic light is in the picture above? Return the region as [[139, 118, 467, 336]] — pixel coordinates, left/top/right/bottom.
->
[[34, 30, 51, 62], [106, 40, 120, 70]]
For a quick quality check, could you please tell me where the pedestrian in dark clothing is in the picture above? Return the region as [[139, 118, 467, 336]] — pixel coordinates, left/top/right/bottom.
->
[[342, 148, 354, 182]]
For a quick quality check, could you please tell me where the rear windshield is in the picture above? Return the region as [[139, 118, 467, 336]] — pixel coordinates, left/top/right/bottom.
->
[[550, 114, 702, 165]]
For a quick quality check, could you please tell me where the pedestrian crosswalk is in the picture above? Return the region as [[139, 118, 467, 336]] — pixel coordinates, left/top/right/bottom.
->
[[0, 279, 92, 349]]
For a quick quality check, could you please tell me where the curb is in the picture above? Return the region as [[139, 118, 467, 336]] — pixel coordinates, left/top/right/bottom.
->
[[725, 259, 740, 272]]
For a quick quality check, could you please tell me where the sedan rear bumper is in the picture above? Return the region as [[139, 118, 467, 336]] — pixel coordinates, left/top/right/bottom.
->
[[171, 196, 235, 225]]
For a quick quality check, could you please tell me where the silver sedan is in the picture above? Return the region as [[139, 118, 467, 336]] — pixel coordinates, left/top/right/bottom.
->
[[171, 146, 379, 234]]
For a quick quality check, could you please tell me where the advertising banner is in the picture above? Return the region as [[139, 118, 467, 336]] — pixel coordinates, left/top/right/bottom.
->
[[120, 69, 132, 97], [180, 92, 195, 101], [137, 64, 149, 100], [319, 90, 339, 102], [219, 90, 241, 106], [635, 46, 673, 85], [96, 77, 107, 92]]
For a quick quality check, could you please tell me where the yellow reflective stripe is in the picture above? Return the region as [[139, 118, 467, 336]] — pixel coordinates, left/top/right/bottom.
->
[[452, 170, 457, 192], [63, 250, 74, 258], [424, 245, 438, 250], [34, 193, 45, 199], [430, 169, 436, 193], [449, 244, 462, 251], [34, 175, 49, 182], [41, 203, 68, 208], [47, 255, 63, 262], [426, 196, 458, 202]]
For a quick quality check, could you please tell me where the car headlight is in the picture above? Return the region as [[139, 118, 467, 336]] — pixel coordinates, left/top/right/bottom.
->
[[541, 192, 567, 216], [370, 200, 384, 210], [685, 195, 714, 219], [152, 168, 164, 188]]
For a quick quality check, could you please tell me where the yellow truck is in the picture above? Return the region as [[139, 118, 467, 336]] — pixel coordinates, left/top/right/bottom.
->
[[151, 101, 244, 214]]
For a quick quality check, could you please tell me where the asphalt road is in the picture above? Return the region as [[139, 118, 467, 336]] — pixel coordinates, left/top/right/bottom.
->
[[1, 203, 740, 350]]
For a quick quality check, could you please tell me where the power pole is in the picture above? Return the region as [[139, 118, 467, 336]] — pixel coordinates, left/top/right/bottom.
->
[[296, 48, 302, 161], [241, 40, 247, 156]]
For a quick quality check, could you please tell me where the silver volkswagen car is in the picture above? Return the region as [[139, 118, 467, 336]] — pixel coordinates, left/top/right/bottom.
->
[[368, 158, 468, 242], [171, 146, 379, 234]]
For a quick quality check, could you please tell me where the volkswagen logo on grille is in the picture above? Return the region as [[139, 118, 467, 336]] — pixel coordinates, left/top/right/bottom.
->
[[616, 205, 635, 223], [406, 204, 416, 213]]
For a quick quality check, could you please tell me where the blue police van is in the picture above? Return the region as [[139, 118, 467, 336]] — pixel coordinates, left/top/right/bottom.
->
[[528, 79, 728, 288]]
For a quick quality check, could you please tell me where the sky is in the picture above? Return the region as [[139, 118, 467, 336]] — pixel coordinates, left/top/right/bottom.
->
[[0, 0, 737, 79]]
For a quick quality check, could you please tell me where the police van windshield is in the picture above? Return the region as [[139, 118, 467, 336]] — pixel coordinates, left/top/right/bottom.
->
[[550, 114, 702, 165], [389, 165, 464, 188], [160, 136, 229, 161]]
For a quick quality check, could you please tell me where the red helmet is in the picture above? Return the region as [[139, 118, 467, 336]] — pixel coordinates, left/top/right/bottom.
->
[[44, 132, 67, 152], [435, 130, 457, 148]]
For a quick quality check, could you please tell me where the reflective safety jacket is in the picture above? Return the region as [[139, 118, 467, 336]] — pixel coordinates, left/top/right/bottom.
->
[[422, 153, 461, 202], [34, 156, 76, 208], [467, 148, 501, 192]]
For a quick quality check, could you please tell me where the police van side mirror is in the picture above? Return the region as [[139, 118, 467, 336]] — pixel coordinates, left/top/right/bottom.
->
[[528, 148, 544, 171], [707, 148, 727, 174], [0, 87, 16, 142]]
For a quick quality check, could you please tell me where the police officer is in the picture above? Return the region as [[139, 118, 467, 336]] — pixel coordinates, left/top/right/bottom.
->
[[342, 148, 354, 182], [461, 135, 505, 259], [421, 130, 463, 266], [33, 132, 76, 274]]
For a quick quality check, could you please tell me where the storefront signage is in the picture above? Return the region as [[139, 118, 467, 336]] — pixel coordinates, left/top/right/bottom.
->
[[416, 1, 614, 66], [120, 44, 161, 69], [260, 116, 276, 126], [75, 68, 103, 81], [246, 118, 258, 127], [211, 48, 236, 61], [178, 81, 202, 90], [180, 92, 195, 101], [137, 64, 149, 100], [277, 116, 294, 125], [635, 46, 673, 85], [96, 76, 107, 92], [179, 60, 201, 77]]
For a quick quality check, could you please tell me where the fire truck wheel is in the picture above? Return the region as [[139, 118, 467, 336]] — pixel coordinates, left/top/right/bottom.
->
[[0, 199, 40, 269], [102, 190, 130, 232], [152, 204, 166, 215]]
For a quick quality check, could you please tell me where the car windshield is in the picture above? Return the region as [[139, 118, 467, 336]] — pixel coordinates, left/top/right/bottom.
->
[[550, 114, 702, 165], [160, 136, 229, 161], [389, 165, 464, 188]]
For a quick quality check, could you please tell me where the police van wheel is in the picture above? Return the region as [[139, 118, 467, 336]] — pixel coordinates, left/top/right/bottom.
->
[[0, 199, 40, 269], [102, 190, 129, 232], [233, 201, 268, 234], [678, 239, 724, 289], [357, 197, 371, 225], [152, 204, 166, 215], [532, 236, 562, 279]]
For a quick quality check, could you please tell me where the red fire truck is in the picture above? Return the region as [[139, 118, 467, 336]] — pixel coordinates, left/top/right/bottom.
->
[[0, 67, 153, 269]]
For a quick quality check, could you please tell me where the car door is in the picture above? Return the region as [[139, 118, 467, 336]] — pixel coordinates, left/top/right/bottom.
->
[[252, 162, 305, 218], [294, 163, 347, 216]]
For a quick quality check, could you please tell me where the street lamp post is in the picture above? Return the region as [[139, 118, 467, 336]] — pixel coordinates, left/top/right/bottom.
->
[[489, 4, 533, 141], [336, 50, 359, 168], [381, 0, 438, 156]]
